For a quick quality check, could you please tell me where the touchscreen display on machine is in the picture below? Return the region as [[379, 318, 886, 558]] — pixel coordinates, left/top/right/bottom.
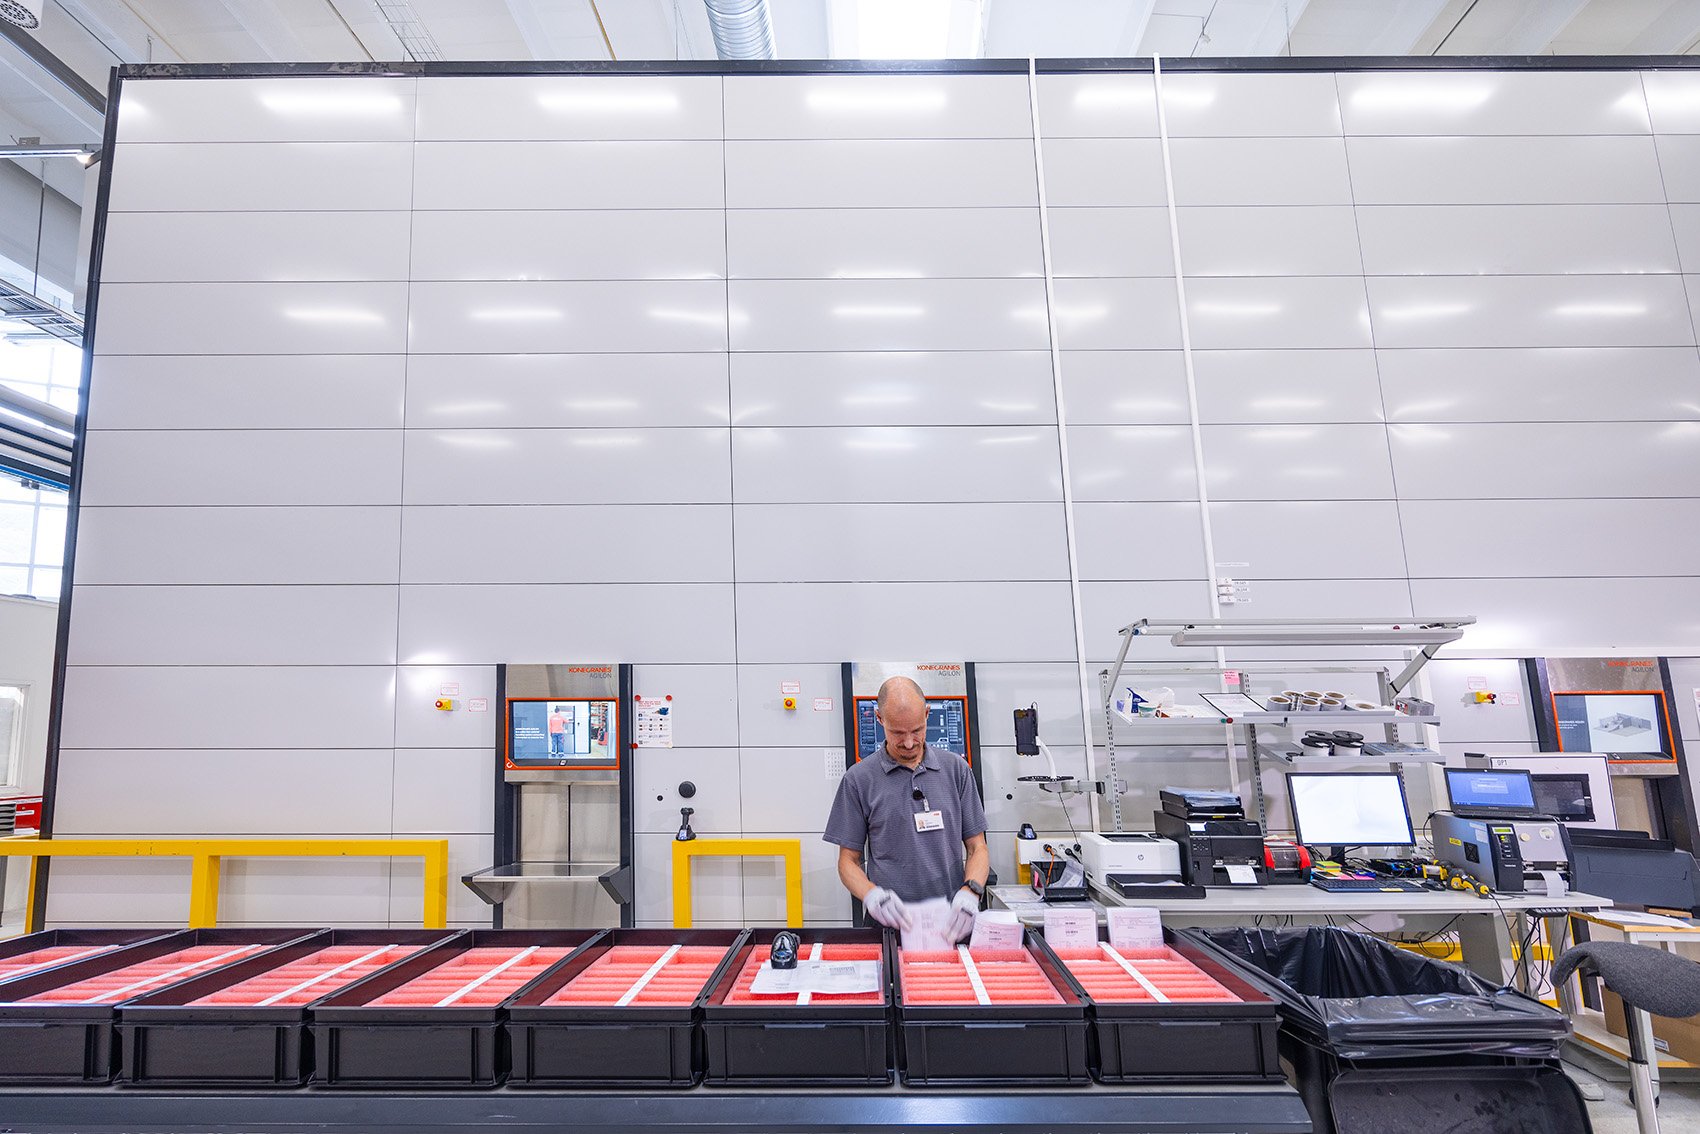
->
[[853, 696, 971, 762], [1551, 691, 1671, 757], [506, 698, 619, 769], [1286, 773, 1416, 848]]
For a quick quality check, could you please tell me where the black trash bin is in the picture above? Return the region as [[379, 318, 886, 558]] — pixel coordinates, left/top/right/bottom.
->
[[1184, 926, 1589, 1134]]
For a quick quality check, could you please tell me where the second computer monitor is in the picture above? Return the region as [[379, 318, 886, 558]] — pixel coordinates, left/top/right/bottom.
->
[[1286, 772, 1417, 850]]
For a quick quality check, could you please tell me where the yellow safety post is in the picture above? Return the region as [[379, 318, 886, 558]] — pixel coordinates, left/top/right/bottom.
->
[[0, 838, 451, 932], [673, 837, 804, 928], [188, 851, 222, 929]]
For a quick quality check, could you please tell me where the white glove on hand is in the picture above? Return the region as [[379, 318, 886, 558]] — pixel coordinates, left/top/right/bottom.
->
[[863, 887, 911, 931], [946, 888, 980, 943]]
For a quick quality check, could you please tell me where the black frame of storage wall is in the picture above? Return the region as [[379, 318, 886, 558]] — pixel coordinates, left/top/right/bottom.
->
[[39, 54, 1700, 930]]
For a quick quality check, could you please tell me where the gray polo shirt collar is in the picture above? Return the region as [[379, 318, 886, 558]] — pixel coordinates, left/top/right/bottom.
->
[[876, 747, 942, 775]]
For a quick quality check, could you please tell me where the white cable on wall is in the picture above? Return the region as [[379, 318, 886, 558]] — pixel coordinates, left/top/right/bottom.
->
[[1152, 55, 1238, 792], [1028, 57, 1101, 834]]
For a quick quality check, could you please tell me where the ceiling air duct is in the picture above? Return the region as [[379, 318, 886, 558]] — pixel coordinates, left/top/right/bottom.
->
[[704, 0, 774, 60], [0, 0, 43, 30]]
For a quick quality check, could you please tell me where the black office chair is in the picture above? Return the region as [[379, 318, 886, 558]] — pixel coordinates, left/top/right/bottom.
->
[[1553, 942, 1700, 1134]]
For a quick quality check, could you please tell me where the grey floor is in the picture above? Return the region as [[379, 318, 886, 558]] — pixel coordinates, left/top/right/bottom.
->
[[1566, 1056, 1700, 1133]]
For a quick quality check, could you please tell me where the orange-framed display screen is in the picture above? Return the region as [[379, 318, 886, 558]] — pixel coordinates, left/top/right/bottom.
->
[[851, 694, 973, 766], [505, 697, 621, 771], [1549, 688, 1678, 766]]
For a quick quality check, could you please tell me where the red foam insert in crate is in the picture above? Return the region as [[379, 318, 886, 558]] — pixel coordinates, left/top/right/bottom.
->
[[898, 947, 1063, 1006], [0, 945, 116, 983], [543, 944, 727, 1007], [720, 943, 884, 1006], [365, 946, 572, 1008], [188, 944, 426, 1007], [1050, 945, 1241, 1004], [22, 944, 271, 1005]]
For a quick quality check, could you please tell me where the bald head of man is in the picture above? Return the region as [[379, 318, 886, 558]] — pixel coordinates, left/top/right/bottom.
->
[[875, 676, 929, 766]]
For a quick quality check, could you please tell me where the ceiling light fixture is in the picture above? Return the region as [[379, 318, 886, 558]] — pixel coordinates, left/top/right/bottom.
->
[[0, 0, 43, 30]]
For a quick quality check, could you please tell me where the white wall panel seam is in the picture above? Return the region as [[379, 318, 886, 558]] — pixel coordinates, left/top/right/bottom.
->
[[1334, 72, 1421, 619], [1027, 60, 1098, 806], [392, 91, 422, 875]]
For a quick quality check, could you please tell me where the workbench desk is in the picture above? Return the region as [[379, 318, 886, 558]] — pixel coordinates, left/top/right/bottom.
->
[[991, 883, 1614, 988]]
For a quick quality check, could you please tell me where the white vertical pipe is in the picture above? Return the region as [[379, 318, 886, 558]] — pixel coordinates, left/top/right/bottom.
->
[[1152, 56, 1238, 792], [1027, 58, 1100, 833]]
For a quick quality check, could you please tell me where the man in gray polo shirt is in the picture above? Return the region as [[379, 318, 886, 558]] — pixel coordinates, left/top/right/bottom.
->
[[823, 676, 989, 941]]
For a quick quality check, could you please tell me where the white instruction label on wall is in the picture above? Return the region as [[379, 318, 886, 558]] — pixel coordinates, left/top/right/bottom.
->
[[1043, 908, 1097, 951], [1467, 676, 1487, 691], [467, 698, 488, 713], [634, 695, 673, 748], [1106, 907, 1164, 952], [781, 681, 802, 695], [824, 747, 845, 780], [1502, 692, 1521, 707], [813, 697, 833, 712], [439, 682, 460, 696]]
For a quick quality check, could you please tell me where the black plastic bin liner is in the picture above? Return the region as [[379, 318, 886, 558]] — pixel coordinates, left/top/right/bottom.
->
[[1185, 926, 1570, 1061]]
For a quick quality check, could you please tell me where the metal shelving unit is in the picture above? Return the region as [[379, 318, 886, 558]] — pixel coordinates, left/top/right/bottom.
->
[[1097, 617, 1474, 831]]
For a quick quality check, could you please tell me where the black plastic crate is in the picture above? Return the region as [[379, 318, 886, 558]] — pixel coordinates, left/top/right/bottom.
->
[[0, 929, 173, 984], [0, 928, 311, 1086], [505, 929, 745, 1089], [894, 929, 1089, 1087], [115, 928, 462, 1087], [310, 929, 600, 1089], [700, 927, 893, 1087], [1030, 926, 1282, 1084]]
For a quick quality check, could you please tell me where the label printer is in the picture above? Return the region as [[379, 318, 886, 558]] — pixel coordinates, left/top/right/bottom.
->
[[1152, 788, 1266, 887]]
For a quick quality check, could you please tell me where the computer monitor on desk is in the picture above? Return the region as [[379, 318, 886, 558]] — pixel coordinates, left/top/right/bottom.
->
[[1286, 772, 1417, 862]]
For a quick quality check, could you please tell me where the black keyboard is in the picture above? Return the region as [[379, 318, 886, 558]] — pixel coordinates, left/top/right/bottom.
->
[[1311, 876, 1428, 893]]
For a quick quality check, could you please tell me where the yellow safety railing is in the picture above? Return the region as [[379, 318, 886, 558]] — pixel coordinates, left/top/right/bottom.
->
[[0, 838, 450, 933], [673, 837, 803, 928]]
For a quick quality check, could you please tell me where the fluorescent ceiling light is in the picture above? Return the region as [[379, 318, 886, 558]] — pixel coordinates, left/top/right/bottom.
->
[[1193, 301, 1281, 317], [259, 91, 405, 116], [1552, 302, 1646, 318], [561, 398, 640, 412], [806, 88, 948, 113], [648, 308, 725, 326], [1379, 303, 1469, 320], [832, 304, 925, 318], [853, 0, 952, 59], [469, 308, 562, 322], [537, 90, 681, 113], [1348, 83, 1493, 113], [1072, 84, 1150, 110], [283, 308, 384, 323], [1171, 627, 1466, 647], [841, 390, 917, 406]]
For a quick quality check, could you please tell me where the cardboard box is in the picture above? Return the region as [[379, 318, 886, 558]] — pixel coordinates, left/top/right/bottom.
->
[[1603, 989, 1700, 1066]]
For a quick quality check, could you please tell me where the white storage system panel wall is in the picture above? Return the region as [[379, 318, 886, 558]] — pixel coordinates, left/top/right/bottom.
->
[[55, 65, 1700, 927]]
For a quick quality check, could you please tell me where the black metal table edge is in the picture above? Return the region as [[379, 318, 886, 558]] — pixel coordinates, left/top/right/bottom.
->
[[0, 1085, 1311, 1134]]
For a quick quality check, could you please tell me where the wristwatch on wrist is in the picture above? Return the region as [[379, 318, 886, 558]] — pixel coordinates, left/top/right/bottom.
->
[[961, 879, 986, 898]]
